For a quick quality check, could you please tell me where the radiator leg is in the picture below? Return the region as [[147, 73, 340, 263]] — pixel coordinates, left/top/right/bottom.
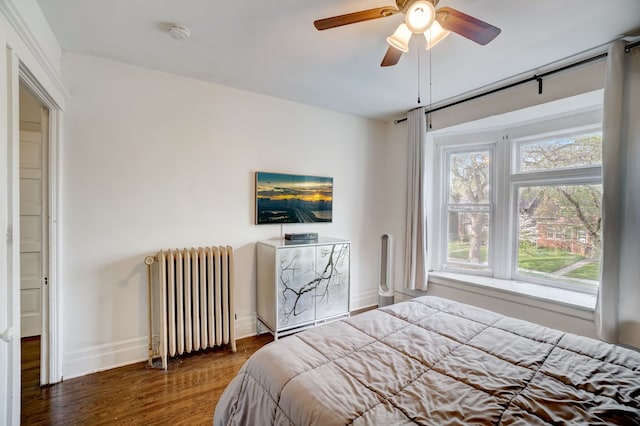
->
[[227, 246, 237, 353], [145, 256, 155, 366]]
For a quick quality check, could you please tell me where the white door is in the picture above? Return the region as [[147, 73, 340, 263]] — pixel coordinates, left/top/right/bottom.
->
[[19, 129, 46, 338]]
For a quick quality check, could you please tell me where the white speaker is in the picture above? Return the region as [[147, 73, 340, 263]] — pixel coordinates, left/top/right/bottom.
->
[[379, 234, 394, 307]]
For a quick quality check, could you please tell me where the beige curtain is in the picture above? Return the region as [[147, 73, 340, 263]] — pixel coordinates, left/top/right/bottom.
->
[[403, 108, 429, 290], [596, 40, 640, 348]]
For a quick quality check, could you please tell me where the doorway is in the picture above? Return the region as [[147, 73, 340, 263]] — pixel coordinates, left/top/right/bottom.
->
[[18, 82, 50, 391]]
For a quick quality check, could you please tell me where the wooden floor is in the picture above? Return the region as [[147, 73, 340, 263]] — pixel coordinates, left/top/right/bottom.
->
[[21, 334, 273, 425]]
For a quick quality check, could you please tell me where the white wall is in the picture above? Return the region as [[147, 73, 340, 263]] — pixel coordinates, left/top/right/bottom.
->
[[60, 52, 388, 378]]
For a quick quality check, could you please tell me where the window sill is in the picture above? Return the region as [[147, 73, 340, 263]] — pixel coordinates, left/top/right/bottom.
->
[[427, 272, 596, 319]]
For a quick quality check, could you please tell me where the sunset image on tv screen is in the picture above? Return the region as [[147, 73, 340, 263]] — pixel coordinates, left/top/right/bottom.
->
[[256, 172, 333, 224]]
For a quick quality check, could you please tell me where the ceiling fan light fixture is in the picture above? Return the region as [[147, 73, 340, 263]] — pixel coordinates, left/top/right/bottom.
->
[[424, 21, 450, 50], [386, 23, 412, 52], [405, 1, 435, 33]]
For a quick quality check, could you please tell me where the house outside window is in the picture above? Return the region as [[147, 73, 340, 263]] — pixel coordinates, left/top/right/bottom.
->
[[432, 109, 602, 294]]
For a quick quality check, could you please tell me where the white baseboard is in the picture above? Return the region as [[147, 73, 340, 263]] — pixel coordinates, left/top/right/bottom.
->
[[350, 289, 378, 310], [62, 337, 148, 380], [235, 314, 257, 339], [62, 319, 258, 380]]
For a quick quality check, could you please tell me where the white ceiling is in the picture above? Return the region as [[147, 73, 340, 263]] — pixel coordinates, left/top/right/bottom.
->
[[37, 0, 640, 122]]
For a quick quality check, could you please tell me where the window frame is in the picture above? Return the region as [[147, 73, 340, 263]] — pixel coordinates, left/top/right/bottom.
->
[[431, 109, 602, 295], [442, 144, 495, 273]]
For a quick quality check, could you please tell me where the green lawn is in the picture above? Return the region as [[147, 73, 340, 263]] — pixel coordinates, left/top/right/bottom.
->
[[447, 241, 488, 262], [448, 242, 601, 278], [517, 246, 584, 273], [566, 262, 600, 280]]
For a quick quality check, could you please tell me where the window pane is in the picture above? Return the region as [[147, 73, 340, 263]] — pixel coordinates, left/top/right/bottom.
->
[[517, 184, 601, 287], [519, 131, 602, 172], [449, 150, 490, 204], [447, 211, 489, 270]]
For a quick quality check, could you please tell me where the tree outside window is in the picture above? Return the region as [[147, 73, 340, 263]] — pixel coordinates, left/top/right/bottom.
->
[[445, 149, 491, 271]]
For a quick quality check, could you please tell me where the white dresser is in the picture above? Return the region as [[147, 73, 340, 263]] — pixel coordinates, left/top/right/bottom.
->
[[256, 237, 350, 339]]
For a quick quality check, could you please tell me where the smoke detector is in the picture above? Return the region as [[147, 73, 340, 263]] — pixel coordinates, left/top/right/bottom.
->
[[167, 24, 191, 41]]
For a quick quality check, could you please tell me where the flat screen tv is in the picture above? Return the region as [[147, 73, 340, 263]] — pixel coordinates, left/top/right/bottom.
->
[[255, 172, 333, 225]]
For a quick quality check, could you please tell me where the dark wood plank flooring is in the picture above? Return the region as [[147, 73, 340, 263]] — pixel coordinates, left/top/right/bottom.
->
[[21, 334, 273, 425]]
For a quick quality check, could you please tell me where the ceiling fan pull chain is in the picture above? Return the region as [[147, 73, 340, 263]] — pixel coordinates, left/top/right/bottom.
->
[[428, 44, 433, 129], [417, 48, 422, 104]]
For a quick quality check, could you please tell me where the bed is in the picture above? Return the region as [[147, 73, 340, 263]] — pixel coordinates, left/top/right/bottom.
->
[[214, 296, 640, 425]]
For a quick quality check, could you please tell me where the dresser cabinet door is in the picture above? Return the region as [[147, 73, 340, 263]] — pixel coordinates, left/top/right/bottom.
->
[[277, 246, 316, 328], [315, 243, 349, 320]]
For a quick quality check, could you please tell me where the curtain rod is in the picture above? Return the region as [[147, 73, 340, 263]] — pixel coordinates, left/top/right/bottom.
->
[[394, 40, 640, 125], [625, 39, 640, 52]]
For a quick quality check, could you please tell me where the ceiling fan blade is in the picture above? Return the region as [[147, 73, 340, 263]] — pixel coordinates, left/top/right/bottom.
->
[[435, 7, 501, 45], [314, 7, 398, 31], [381, 46, 403, 67]]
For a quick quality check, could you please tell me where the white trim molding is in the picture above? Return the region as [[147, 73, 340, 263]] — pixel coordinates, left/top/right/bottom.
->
[[1, 0, 67, 397], [350, 288, 378, 311], [235, 314, 258, 340], [62, 337, 148, 380], [0, 0, 68, 105]]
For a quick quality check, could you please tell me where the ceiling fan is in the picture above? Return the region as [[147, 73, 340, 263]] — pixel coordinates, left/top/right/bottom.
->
[[314, 0, 501, 67]]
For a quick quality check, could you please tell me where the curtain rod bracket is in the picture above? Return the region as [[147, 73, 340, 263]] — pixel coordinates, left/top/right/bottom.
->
[[536, 76, 543, 95]]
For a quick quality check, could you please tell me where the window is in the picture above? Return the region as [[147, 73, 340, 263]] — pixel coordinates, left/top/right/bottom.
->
[[444, 148, 492, 272], [434, 112, 602, 294], [517, 131, 602, 172], [545, 226, 556, 240], [516, 183, 602, 288]]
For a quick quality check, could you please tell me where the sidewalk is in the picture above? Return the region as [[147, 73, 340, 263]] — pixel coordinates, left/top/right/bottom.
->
[[553, 258, 593, 276]]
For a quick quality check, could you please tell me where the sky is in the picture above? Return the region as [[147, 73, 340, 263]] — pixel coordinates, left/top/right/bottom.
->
[[256, 172, 333, 203]]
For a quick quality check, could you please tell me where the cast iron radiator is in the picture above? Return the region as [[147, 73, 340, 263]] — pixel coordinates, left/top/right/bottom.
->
[[145, 246, 236, 369]]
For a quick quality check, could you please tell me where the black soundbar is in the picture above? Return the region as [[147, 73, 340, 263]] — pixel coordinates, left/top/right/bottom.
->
[[285, 233, 318, 241]]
